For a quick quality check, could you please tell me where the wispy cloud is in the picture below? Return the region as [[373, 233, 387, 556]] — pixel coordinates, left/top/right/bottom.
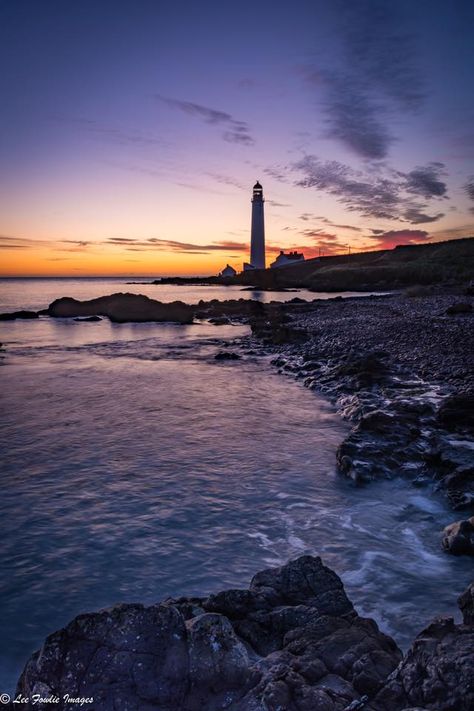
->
[[303, 1, 423, 159], [298, 214, 361, 231], [105, 237, 248, 254], [267, 200, 291, 207], [157, 96, 254, 146], [206, 173, 246, 190]]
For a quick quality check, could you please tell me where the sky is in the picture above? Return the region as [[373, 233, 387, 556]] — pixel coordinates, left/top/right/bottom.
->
[[0, 0, 473, 276]]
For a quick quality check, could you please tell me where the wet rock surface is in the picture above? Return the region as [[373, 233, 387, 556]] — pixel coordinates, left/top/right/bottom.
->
[[374, 616, 474, 711], [442, 516, 474, 555], [14, 556, 473, 710]]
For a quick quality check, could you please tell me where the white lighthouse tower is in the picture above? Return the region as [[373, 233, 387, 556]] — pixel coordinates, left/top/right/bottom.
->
[[246, 180, 265, 270]]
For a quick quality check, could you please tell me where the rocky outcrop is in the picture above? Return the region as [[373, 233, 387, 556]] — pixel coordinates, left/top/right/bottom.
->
[[442, 516, 474, 555], [374, 615, 474, 710], [249, 303, 308, 345], [437, 391, 474, 435], [0, 310, 39, 320], [16, 556, 404, 711], [47, 293, 194, 324], [14, 555, 474, 710]]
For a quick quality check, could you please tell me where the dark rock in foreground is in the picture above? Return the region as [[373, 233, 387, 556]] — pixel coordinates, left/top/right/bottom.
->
[[374, 616, 474, 710], [0, 310, 39, 320], [16, 556, 399, 710], [48, 293, 194, 324], [14, 555, 473, 710]]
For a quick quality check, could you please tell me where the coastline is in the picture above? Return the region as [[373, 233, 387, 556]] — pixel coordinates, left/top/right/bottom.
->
[[246, 292, 473, 512], [4, 289, 473, 709]]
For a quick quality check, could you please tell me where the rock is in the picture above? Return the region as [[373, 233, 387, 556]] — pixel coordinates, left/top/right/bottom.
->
[[442, 516, 474, 555], [357, 411, 395, 434], [0, 310, 39, 320], [445, 302, 472, 315], [335, 351, 390, 387], [437, 391, 474, 434], [73, 315, 102, 322], [209, 316, 231, 325], [47, 293, 194, 324], [458, 583, 474, 625], [214, 351, 241, 360], [374, 613, 474, 710], [15, 556, 403, 711]]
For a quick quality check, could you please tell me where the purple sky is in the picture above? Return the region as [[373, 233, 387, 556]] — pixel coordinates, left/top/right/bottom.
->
[[1, 0, 473, 275]]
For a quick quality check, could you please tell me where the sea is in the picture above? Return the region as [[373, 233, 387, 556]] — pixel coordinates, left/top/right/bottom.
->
[[0, 278, 472, 694]]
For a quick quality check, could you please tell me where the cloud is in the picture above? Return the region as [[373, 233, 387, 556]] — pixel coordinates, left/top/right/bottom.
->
[[323, 75, 393, 160], [368, 229, 430, 250], [299, 214, 361, 231], [157, 96, 254, 146], [294, 156, 448, 223], [304, 1, 423, 159], [300, 229, 338, 241], [464, 177, 474, 201], [402, 208, 445, 224], [206, 173, 246, 190], [105, 237, 248, 254], [405, 164, 447, 199], [267, 200, 291, 207], [263, 166, 290, 182], [0, 235, 54, 249]]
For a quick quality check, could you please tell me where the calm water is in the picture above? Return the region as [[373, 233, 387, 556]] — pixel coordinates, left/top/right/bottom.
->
[[0, 277, 385, 312], [0, 280, 471, 694]]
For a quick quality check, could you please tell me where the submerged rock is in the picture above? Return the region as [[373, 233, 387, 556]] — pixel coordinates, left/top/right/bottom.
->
[[73, 315, 102, 322]]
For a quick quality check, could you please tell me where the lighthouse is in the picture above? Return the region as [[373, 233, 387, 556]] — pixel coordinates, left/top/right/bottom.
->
[[249, 180, 266, 269]]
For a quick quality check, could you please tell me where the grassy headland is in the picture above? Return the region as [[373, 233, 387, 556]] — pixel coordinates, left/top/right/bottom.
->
[[233, 237, 474, 291]]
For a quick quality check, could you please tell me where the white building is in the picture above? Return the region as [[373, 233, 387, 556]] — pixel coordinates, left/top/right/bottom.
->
[[219, 264, 237, 278], [270, 250, 305, 269]]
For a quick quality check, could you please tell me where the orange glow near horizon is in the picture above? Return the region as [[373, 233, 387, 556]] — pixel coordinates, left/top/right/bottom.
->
[[0, 247, 242, 277]]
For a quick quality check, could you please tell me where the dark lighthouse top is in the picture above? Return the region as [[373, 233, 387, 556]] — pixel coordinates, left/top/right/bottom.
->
[[252, 181, 264, 201]]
